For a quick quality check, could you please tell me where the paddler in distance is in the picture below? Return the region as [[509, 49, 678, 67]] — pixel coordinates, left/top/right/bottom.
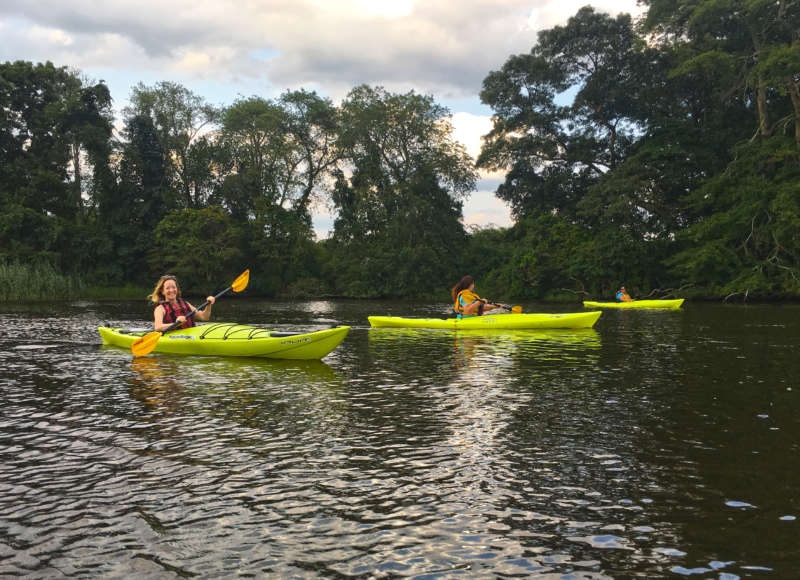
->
[[148, 274, 215, 331], [451, 275, 504, 318], [616, 285, 634, 302]]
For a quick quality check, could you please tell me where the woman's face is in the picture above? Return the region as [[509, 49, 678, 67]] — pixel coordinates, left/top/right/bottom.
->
[[163, 279, 179, 301]]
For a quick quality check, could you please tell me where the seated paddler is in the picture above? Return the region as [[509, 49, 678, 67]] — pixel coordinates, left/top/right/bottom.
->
[[616, 285, 634, 302], [148, 274, 215, 331], [451, 275, 503, 318]]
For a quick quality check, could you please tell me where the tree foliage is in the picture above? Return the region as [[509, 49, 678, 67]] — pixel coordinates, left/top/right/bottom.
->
[[2, 0, 799, 301], [327, 86, 476, 296]]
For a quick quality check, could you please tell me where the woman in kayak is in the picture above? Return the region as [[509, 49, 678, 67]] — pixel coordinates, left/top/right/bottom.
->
[[148, 274, 215, 331], [616, 285, 634, 302], [451, 275, 503, 318]]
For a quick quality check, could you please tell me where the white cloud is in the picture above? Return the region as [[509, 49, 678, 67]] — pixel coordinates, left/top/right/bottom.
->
[[463, 188, 513, 230], [0, 0, 647, 235], [29, 25, 74, 47], [450, 112, 492, 160], [0, 0, 647, 101]]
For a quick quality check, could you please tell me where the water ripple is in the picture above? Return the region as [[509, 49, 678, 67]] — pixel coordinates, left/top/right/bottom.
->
[[1, 303, 799, 576]]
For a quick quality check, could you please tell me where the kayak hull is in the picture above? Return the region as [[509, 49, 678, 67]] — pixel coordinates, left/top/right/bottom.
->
[[368, 311, 601, 330], [98, 323, 350, 359], [583, 299, 684, 310]]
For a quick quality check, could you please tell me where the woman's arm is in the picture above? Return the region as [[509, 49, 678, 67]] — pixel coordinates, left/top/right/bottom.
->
[[194, 295, 216, 321], [154, 305, 170, 331], [462, 298, 482, 315]]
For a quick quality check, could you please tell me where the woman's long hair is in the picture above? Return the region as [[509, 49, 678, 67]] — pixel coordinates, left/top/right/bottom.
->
[[147, 275, 181, 304], [451, 275, 474, 302]]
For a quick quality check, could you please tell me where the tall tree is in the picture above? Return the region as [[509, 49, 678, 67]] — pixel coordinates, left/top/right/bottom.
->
[[216, 92, 339, 293], [61, 79, 115, 215], [642, 0, 800, 295], [279, 89, 341, 219], [478, 7, 646, 221], [101, 114, 171, 283], [642, 0, 800, 141], [124, 81, 220, 208], [329, 85, 476, 297], [0, 61, 114, 270]]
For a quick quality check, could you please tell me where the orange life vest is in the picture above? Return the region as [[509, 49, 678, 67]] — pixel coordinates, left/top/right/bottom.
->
[[454, 289, 482, 317]]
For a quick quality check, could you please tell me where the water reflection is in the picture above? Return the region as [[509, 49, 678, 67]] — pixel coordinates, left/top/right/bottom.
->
[[129, 356, 186, 414], [1, 302, 800, 577]]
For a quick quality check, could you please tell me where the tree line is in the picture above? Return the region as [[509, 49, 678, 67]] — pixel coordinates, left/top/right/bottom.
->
[[1, 1, 798, 301]]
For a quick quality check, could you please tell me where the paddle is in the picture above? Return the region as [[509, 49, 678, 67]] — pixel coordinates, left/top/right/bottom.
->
[[131, 269, 250, 357], [487, 301, 522, 314]]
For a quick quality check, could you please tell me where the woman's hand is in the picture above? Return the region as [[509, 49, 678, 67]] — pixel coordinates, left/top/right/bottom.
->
[[206, 296, 215, 305]]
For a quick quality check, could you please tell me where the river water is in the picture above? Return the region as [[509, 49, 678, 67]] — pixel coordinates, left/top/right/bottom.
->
[[0, 298, 798, 578]]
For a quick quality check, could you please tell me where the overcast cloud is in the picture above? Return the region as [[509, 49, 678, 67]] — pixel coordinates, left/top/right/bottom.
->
[[0, 0, 644, 233]]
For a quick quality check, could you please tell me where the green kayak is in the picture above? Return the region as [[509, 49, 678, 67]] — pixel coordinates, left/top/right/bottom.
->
[[98, 322, 350, 359], [368, 311, 601, 330], [583, 299, 684, 310]]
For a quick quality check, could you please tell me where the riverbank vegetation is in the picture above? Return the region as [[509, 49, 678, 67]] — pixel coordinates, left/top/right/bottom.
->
[[1, 1, 798, 301]]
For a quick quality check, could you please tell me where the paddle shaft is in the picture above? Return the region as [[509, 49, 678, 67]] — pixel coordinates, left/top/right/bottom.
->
[[161, 284, 232, 333]]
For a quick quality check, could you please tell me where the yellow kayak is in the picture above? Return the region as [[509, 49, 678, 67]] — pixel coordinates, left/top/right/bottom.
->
[[98, 322, 350, 359], [368, 311, 601, 330], [583, 299, 684, 310]]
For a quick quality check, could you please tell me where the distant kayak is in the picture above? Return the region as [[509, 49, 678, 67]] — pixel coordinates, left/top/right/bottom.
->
[[368, 311, 601, 330], [98, 323, 350, 359], [583, 299, 685, 310]]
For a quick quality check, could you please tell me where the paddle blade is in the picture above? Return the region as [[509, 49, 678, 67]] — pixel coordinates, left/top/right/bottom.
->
[[232, 269, 250, 293], [511, 305, 522, 314], [131, 331, 162, 357]]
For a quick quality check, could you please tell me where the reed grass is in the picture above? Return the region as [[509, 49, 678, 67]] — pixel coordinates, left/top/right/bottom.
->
[[0, 262, 85, 301]]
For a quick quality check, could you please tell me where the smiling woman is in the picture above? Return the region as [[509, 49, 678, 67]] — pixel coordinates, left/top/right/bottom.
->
[[148, 274, 216, 332]]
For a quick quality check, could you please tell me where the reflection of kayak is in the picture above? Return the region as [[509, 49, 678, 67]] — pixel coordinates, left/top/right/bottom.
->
[[369, 327, 601, 347], [583, 299, 684, 310], [130, 352, 340, 381], [367, 311, 601, 330], [98, 322, 350, 359]]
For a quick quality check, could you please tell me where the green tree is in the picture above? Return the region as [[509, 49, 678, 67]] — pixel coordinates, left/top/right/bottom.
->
[[329, 86, 476, 297], [328, 85, 476, 297], [148, 206, 245, 290], [476, 8, 675, 297], [668, 138, 800, 296], [96, 113, 173, 284], [641, 0, 800, 296], [642, 0, 800, 141], [125, 81, 221, 208], [0, 61, 114, 273], [478, 7, 646, 220], [216, 91, 338, 294]]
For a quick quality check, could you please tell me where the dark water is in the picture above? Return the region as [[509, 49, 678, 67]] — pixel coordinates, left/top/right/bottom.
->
[[0, 298, 798, 578]]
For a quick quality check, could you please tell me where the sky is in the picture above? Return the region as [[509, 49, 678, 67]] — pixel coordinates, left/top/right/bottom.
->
[[0, 0, 644, 237]]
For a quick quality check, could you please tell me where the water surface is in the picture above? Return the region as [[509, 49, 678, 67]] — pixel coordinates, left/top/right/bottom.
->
[[1, 299, 798, 577]]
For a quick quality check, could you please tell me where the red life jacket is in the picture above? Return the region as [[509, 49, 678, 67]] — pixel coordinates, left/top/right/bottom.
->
[[160, 298, 195, 329]]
